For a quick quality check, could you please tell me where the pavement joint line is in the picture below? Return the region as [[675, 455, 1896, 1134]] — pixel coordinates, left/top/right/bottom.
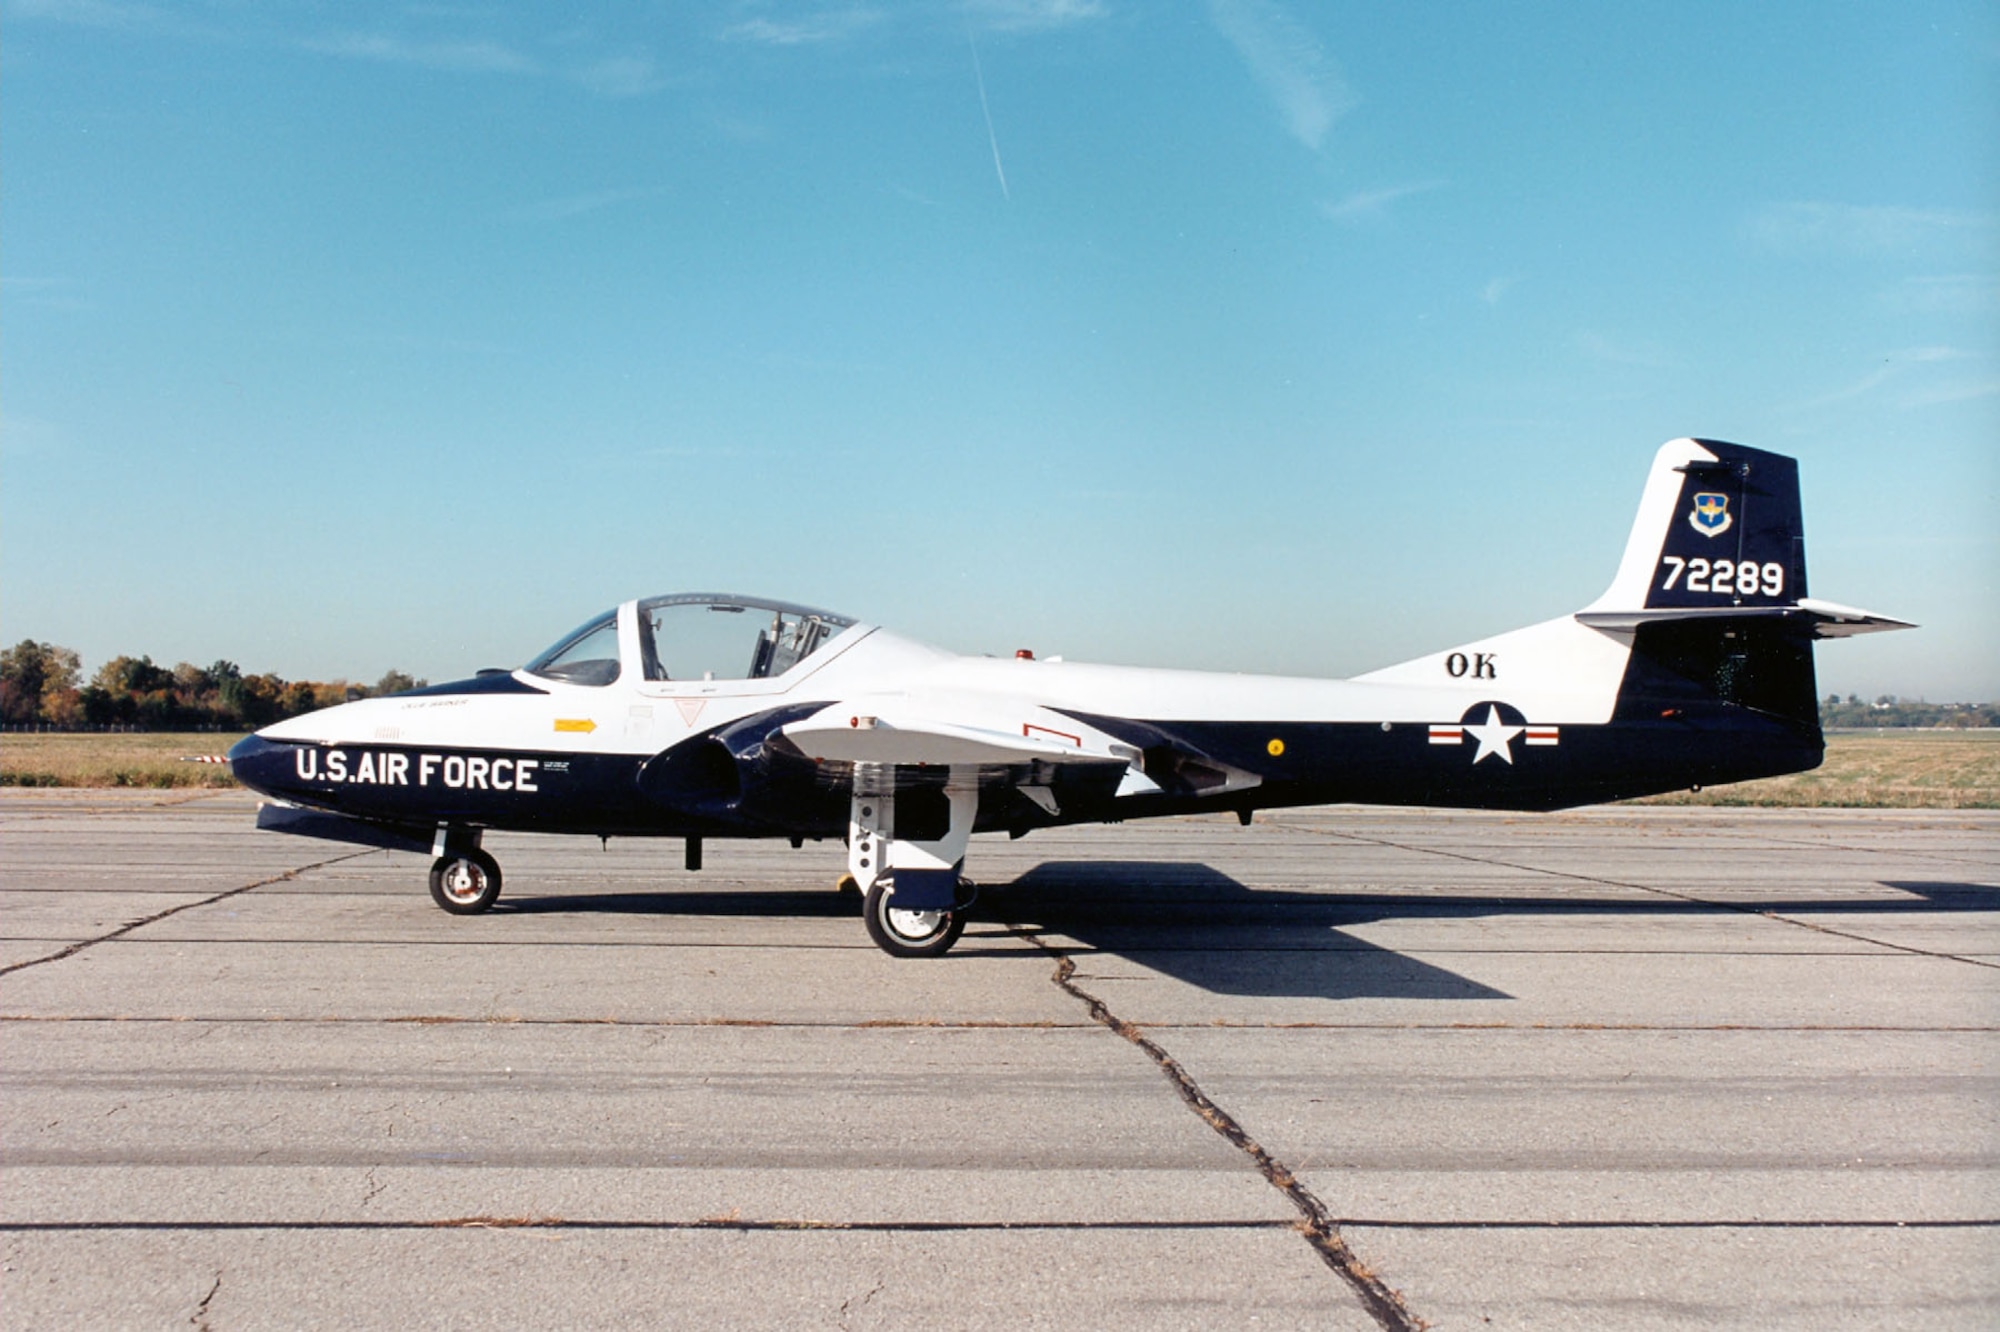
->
[[0, 851, 374, 979], [0, 937, 949, 954], [9, 937, 1976, 959], [1665, 827, 2000, 871], [0, 1218, 1299, 1234], [1270, 820, 2000, 972], [1503, 812, 2000, 870], [0, 789, 240, 815], [1334, 1218, 2000, 1230], [1007, 923, 1427, 1332], [5, 1015, 1989, 1032], [4, 1218, 1991, 1235], [0, 1014, 1098, 1028], [150, 791, 237, 809], [1056, 946, 1966, 957]]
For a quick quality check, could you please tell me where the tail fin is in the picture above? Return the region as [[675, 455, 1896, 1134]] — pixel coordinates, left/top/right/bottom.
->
[[1357, 439, 1910, 733], [1584, 438, 1806, 616], [1581, 437, 1912, 633], [1579, 439, 1912, 734]]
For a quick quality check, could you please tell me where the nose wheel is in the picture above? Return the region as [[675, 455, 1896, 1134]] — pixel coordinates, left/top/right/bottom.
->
[[862, 877, 968, 958], [429, 848, 502, 914]]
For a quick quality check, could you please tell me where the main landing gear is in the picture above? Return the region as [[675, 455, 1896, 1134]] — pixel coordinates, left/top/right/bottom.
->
[[847, 767, 979, 959], [861, 875, 973, 959]]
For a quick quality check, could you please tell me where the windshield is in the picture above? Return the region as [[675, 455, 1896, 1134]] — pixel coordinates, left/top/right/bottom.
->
[[524, 612, 621, 686], [637, 595, 854, 682]]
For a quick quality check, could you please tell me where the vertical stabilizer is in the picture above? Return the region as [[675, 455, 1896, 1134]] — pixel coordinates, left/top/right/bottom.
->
[[1580, 439, 1821, 735], [1583, 438, 1807, 615]]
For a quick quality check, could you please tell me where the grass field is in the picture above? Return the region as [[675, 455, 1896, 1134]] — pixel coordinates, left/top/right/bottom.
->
[[1628, 729, 2000, 809], [2, 729, 1996, 807], [0, 732, 247, 789]]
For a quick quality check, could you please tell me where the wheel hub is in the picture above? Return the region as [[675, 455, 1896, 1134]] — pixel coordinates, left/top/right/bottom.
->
[[442, 862, 484, 902], [885, 905, 946, 940]]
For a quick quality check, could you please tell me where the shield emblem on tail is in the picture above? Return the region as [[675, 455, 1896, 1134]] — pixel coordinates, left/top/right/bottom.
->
[[1689, 492, 1732, 537]]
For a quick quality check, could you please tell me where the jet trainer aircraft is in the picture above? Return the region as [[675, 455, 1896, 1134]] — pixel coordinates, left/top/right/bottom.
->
[[232, 439, 1910, 956]]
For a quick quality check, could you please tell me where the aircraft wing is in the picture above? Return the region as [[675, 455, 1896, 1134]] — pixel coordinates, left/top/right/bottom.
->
[[781, 699, 1158, 795]]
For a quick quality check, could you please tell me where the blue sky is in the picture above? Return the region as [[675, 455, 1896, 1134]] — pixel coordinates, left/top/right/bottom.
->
[[5, 0, 1996, 699]]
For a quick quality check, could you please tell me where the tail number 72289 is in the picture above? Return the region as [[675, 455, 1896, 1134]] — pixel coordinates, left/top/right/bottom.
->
[[1660, 556, 1784, 597]]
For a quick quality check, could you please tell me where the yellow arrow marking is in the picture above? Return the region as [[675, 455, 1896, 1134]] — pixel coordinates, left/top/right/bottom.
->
[[554, 718, 597, 734]]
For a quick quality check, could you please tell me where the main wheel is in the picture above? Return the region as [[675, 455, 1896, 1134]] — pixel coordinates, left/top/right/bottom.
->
[[862, 878, 966, 958], [429, 849, 502, 914]]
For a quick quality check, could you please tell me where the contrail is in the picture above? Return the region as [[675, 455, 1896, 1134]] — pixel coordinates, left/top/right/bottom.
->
[[966, 24, 1009, 201]]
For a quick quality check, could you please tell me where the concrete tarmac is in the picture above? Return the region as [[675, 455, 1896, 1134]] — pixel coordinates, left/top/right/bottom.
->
[[2, 790, 1995, 1328]]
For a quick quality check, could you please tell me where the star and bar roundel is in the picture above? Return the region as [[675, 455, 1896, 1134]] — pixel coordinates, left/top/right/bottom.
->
[[1427, 702, 1559, 766]]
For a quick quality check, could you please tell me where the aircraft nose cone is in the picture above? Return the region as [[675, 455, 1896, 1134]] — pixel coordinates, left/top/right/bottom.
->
[[228, 733, 289, 797]]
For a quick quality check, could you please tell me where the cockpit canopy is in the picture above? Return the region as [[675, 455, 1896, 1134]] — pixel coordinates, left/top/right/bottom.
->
[[524, 613, 622, 686], [524, 594, 857, 687]]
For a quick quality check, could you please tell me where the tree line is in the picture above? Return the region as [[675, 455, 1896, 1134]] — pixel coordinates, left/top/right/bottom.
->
[[1819, 695, 1999, 729], [1, 640, 426, 730]]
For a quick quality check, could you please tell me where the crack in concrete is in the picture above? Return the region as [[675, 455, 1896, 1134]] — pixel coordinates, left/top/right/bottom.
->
[[189, 1272, 221, 1329], [1009, 925, 1426, 1332], [0, 851, 371, 979], [837, 1278, 884, 1329]]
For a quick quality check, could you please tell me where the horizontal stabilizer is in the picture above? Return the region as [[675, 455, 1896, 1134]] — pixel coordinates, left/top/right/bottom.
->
[[1576, 597, 1915, 639], [1789, 598, 1919, 637]]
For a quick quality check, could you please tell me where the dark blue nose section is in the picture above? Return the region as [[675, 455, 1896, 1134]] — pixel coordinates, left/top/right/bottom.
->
[[228, 733, 294, 798]]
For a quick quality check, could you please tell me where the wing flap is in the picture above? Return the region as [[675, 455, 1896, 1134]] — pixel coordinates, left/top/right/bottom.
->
[[783, 711, 1129, 769]]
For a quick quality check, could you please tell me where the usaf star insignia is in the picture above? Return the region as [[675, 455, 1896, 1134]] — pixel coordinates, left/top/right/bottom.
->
[[1463, 705, 1525, 765], [1430, 705, 1556, 766]]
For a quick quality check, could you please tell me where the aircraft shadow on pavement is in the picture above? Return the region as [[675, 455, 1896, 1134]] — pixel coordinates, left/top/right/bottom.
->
[[485, 868, 1995, 1004], [497, 889, 860, 919], [987, 861, 1513, 1003], [984, 865, 2000, 1001], [1878, 880, 2000, 906]]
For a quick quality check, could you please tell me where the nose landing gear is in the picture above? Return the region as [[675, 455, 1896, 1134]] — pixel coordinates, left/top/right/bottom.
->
[[428, 826, 501, 914], [429, 848, 501, 914]]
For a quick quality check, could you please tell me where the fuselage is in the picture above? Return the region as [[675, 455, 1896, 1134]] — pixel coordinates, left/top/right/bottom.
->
[[229, 594, 1821, 844]]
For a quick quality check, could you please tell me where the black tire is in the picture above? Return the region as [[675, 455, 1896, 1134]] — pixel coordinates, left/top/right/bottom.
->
[[862, 878, 965, 958], [429, 849, 502, 915]]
